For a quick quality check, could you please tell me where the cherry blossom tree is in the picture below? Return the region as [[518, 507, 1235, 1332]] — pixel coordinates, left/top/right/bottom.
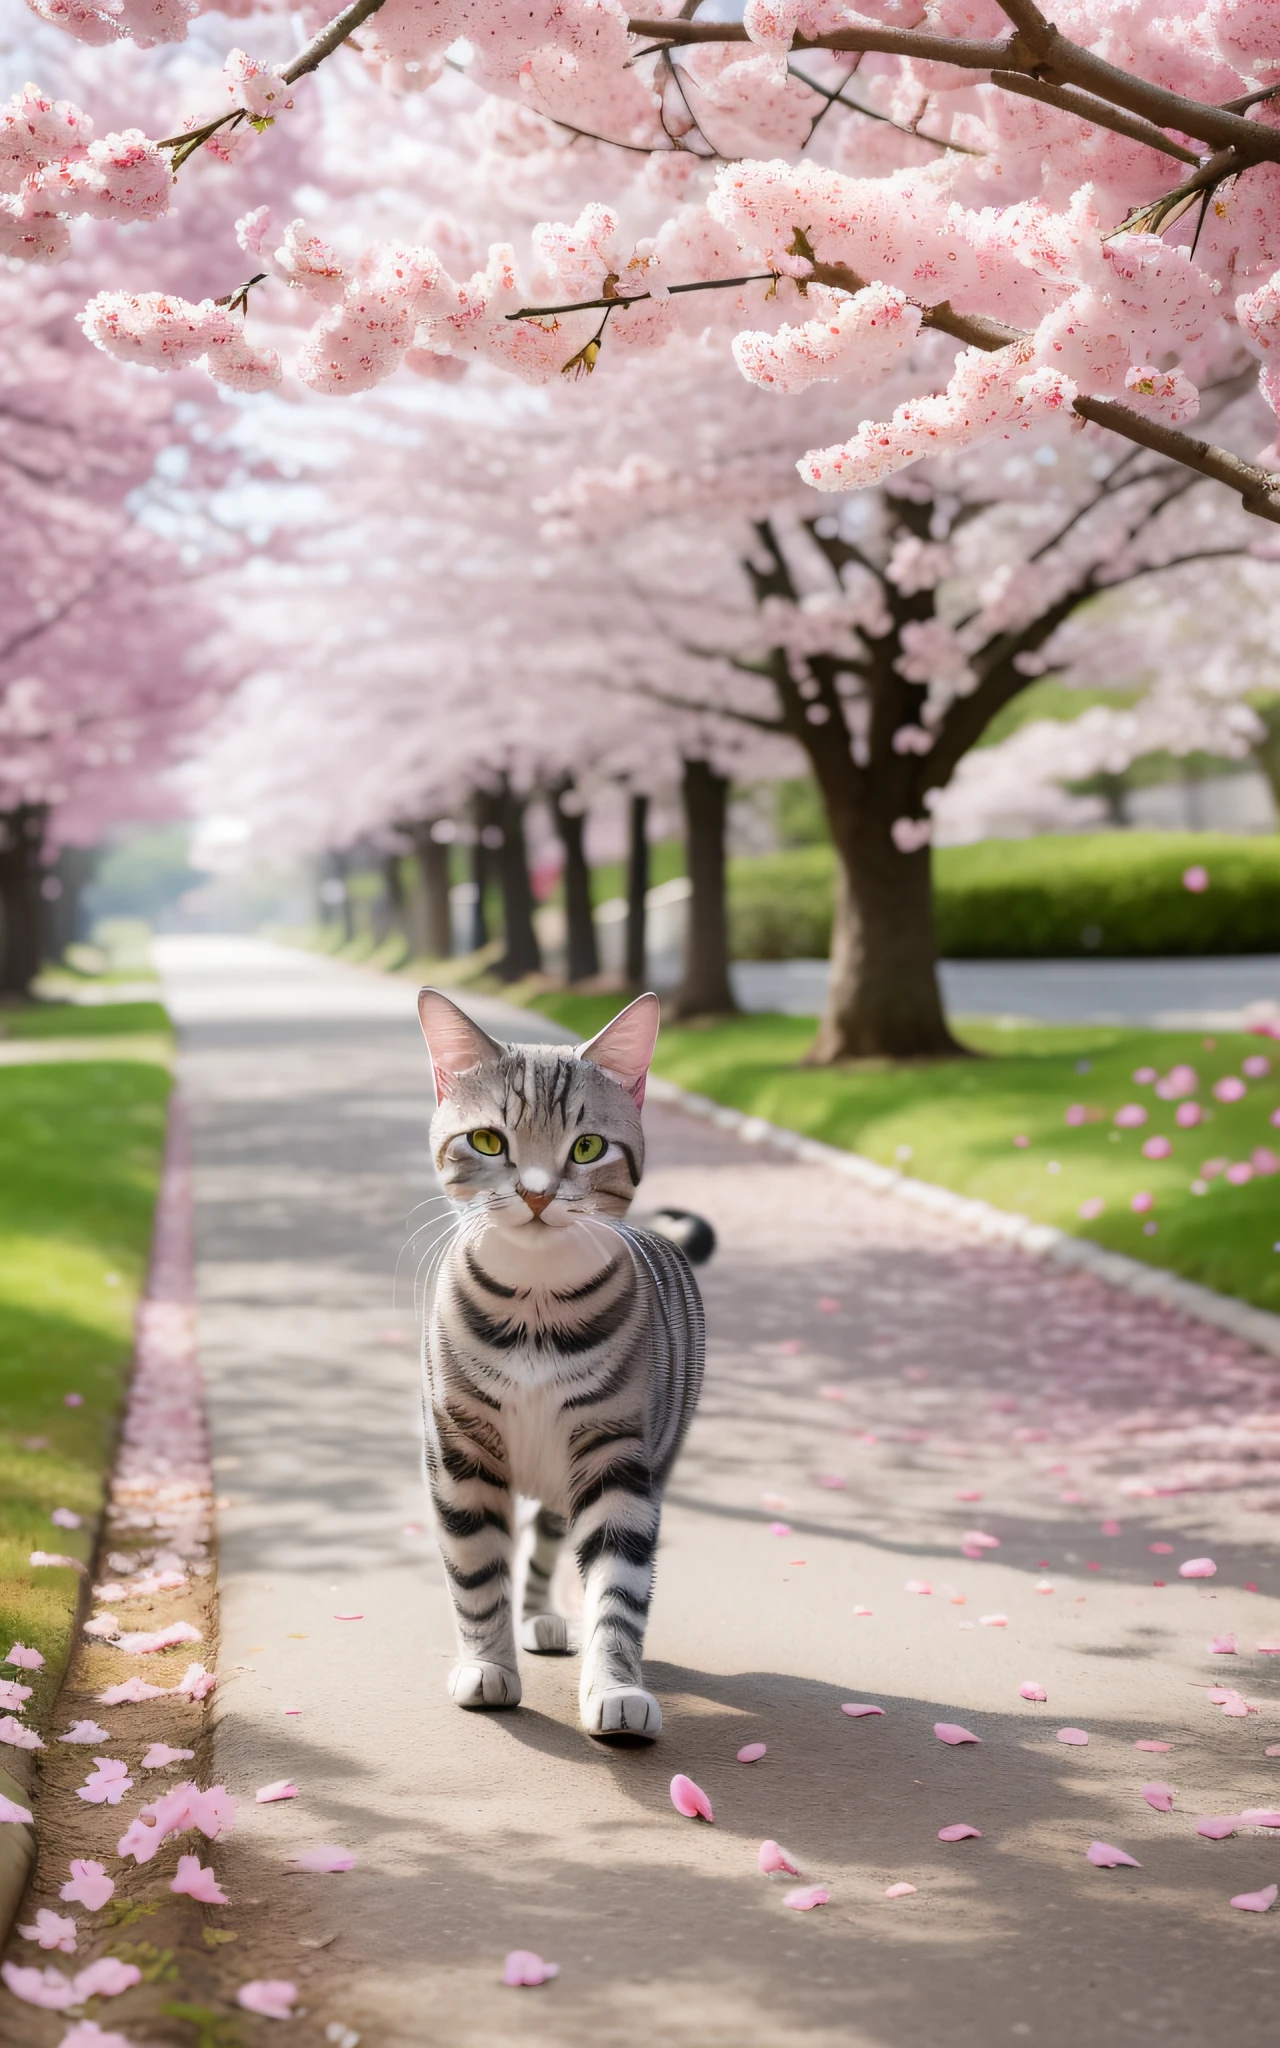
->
[[9, 0, 1280, 529]]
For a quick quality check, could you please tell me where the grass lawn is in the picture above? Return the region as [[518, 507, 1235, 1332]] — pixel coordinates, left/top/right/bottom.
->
[[0, 1003, 172, 1726], [533, 995, 1280, 1317]]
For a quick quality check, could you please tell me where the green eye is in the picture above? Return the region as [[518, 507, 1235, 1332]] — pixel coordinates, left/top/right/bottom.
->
[[571, 1134, 606, 1165], [468, 1129, 504, 1157]]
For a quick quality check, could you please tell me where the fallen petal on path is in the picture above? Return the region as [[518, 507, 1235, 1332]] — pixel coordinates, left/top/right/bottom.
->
[[884, 1883, 917, 1897], [18, 1910, 77, 1952], [60, 1861, 113, 1910], [935, 1723, 980, 1745], [1, 1962, 77, 2008], [1020, 1683, 1047, 1702], [841, 1704, 884, 1718], [938, 1825, 982, 1841], [294, 1845, 355, 1872], [1196, 1816, 1239, 1839], [1230, 1885, 1278, 1913], [237, 1980, 297, 2018], [1088, 1843, 1141, 1868], [670, 1774, 713, 1822], [1057, 1728, 1089, 1746], [1135, 1741, 1172, 1753], [60, 1723, 110, 1745], [503, 1951, 559, 1987], [759, 1840, 801, 1876], [171, 1855, 229, 1905], [1141, 1783, 1174, 1811], [142, 1745, 194, 1769], [1179, 1558, 1216, 1578], [256, 1780, 299, 1802], [784, 1885, 829, 1910]]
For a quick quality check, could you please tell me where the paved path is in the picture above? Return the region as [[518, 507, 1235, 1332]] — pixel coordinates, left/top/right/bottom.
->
[[732, 955, 1280, 1029], [155, 938, 1280, 2048]]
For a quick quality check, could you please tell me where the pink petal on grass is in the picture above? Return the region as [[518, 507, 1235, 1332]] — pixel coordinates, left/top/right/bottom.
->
[[1088, 1842, 1141, 1868], [841, 1704, 884, 1719], [60, 1861, 113, 1911], [1183, 865, 1209, 893], [503, 1951, 559, 1987], [1057, 1728, 1089, 1746], [1135, 1741, 1172, 1753], [1141, 1783, 1175, 1812], [1020, 1682, 1047, 1702], [142, 1744, 194, 1769], [784, 1885, 830, 1910], [1196, 1815, 1240, 1839], [670, 1774, 713, 1822], [758, 1839, 801, 1876], [293, 1845, 355, 1872], [0, 1714, 44, 1750], [935, 1723, 981, 1746], [938, 1824, 982, 1842], [236, 1980, 297, 2019], [0, 1681, 31, 1711], [884, 1882, 917, 1898], [3, 1644, 44, 1670], [1230, 1884, 1278, 1913], [1078, 1198, 1105, 1221], [171, 1854, 229, 1905], [1179, 1557, 1216, 1578]]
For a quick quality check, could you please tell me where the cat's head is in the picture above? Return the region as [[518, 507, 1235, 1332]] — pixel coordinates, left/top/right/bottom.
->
[[417, 989, 659, 1233]]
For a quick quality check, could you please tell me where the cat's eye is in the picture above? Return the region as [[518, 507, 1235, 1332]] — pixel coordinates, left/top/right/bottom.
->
[[570, 1134, 607, 1165], [468, 1129, 505, 1157]]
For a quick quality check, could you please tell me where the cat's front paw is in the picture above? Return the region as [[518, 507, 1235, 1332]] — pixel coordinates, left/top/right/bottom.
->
[[520, 1612, 574, 1655], [448, 1661, 522, 1710], [581, 1686, 662, 1741]]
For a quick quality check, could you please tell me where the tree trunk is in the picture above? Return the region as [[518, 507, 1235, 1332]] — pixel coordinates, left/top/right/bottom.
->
[[550, 780, 599, 983], [469, 789, 500, 953], [672, 758, 738, 1019], [496, 777, 542, 982], [625, 792, 649, 987], [808, 797, 963, 1062], [43, 845, 97, 960], [409, 822, 453, 959], [1250, 701, 1280, 826], [377, 852, 406, 943], [0, 803, 48, 997]]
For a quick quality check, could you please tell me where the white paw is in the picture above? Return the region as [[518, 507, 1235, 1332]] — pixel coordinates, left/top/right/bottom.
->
[[520, 1613, 574, 1655], [448, 1661, 521, 1709], [582, 1687, 662, 1740]]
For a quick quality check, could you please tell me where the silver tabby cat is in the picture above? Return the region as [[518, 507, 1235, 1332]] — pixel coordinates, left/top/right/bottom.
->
[[416, 987, 705, 1742]]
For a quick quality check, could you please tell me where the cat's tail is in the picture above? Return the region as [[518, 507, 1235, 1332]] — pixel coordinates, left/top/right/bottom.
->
[[634, 1206, 716, 1266]]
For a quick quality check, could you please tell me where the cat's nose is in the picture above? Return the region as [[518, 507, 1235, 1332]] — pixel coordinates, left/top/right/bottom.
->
[[518, 1185, 554, 1217]]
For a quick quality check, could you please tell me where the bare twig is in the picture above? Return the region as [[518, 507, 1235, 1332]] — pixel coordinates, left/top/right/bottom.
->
[[989, 71, 1199, 163], [281, 0, 388, 84]]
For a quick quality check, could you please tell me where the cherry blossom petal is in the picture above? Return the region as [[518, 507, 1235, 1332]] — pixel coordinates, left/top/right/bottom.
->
[[170, 1662, 216, 1701], [18, 1910, 78, 1953], [0, 1961, 77, 2009], [256, 1779, 299, 1802], [1135, 1741, 1172, 1753], [963, 1531, 1000, 1550], [935, 1722, 981, 1745], [783, 1885, 830, 1910], [840, 1704, 884, 1718], [938, 1824, 982, 1841], [1208, 1635, 1238, 1654], [1241, 1809, 1280, 1827], [171, 1854, 229, 1904], [71, 1958, 141, 1999], [1178, 1558, 1216, 1578], [0, 1714, 44, 1749], [141, 1744, 194, 1768], [1057, 1728, 1089, 1746], [884, 1882, 917, 1897], [1141, 1783, 1175, 1812], [906, 1580, 933, 1595], [503, 1951, 559, 1987], [1087, 1843, 1141, 1868], [1019, 1682, 1047, 1702], [293, 1845, 356, 1872], [114, 1620, 201, 1655], [670, 1774, 714, 1822], [236, 1980, 297, 2018], [76, 1759, 133, 1805], [96, 1678, 165, 1705], [758, 1839, 801, 1876], [60, 1861, 114, 1911], [56, 2026, 135, 2048], [60, 1722, 111, 1745], [4, 1644, 45, 1669], [1230, 1885, 1278, 1913], [736, 1744, 767, 1763], [1196, 1816, 1240, 1839], [0, 1681, 32, 1711], [768, 1522, 792, 1537], [979, 1614, 1008, 1628]]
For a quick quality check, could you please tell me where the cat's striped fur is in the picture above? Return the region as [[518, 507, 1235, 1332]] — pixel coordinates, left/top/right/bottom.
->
[[417, 989, 704, 1741]]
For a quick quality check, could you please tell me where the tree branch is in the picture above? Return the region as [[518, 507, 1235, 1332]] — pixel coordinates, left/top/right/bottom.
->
[[989, 71, 1199, 162], [281, 0, 388, 84]]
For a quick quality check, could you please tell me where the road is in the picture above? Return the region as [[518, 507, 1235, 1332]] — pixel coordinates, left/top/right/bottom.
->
[[731, 955, 1280, 1028], [154, 937, 1280, 2048]]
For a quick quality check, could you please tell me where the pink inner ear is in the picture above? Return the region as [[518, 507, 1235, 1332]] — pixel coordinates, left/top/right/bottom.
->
[[417, 990, 502, 1100], [579, 993, 660, 1106]]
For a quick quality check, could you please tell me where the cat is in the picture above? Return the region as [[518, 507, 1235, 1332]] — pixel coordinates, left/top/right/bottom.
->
[[415, 987, 705, 1742]]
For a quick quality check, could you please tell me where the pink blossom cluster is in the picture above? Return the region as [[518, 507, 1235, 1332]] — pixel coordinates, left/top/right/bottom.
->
[[78, 288, 280, 391], [0, 82, 169, 264]]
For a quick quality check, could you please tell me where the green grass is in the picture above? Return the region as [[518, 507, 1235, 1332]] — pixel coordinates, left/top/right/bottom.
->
[[533, 995, 1280, 1316], [0, 1042, 171, 1724], [1, 1000, 171, 1039]]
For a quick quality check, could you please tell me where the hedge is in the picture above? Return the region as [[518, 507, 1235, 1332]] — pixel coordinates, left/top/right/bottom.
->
[[727, 832, 1280, 960]]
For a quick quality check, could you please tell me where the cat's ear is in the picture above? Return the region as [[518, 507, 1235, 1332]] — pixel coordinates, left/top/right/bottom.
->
[[417, 989, 504, 1103], [578, 991, 660, 1109]]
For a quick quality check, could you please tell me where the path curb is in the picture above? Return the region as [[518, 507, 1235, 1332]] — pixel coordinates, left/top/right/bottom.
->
[[646, 1075, 1280, 1360], [0, 1760, 36, 1953]]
